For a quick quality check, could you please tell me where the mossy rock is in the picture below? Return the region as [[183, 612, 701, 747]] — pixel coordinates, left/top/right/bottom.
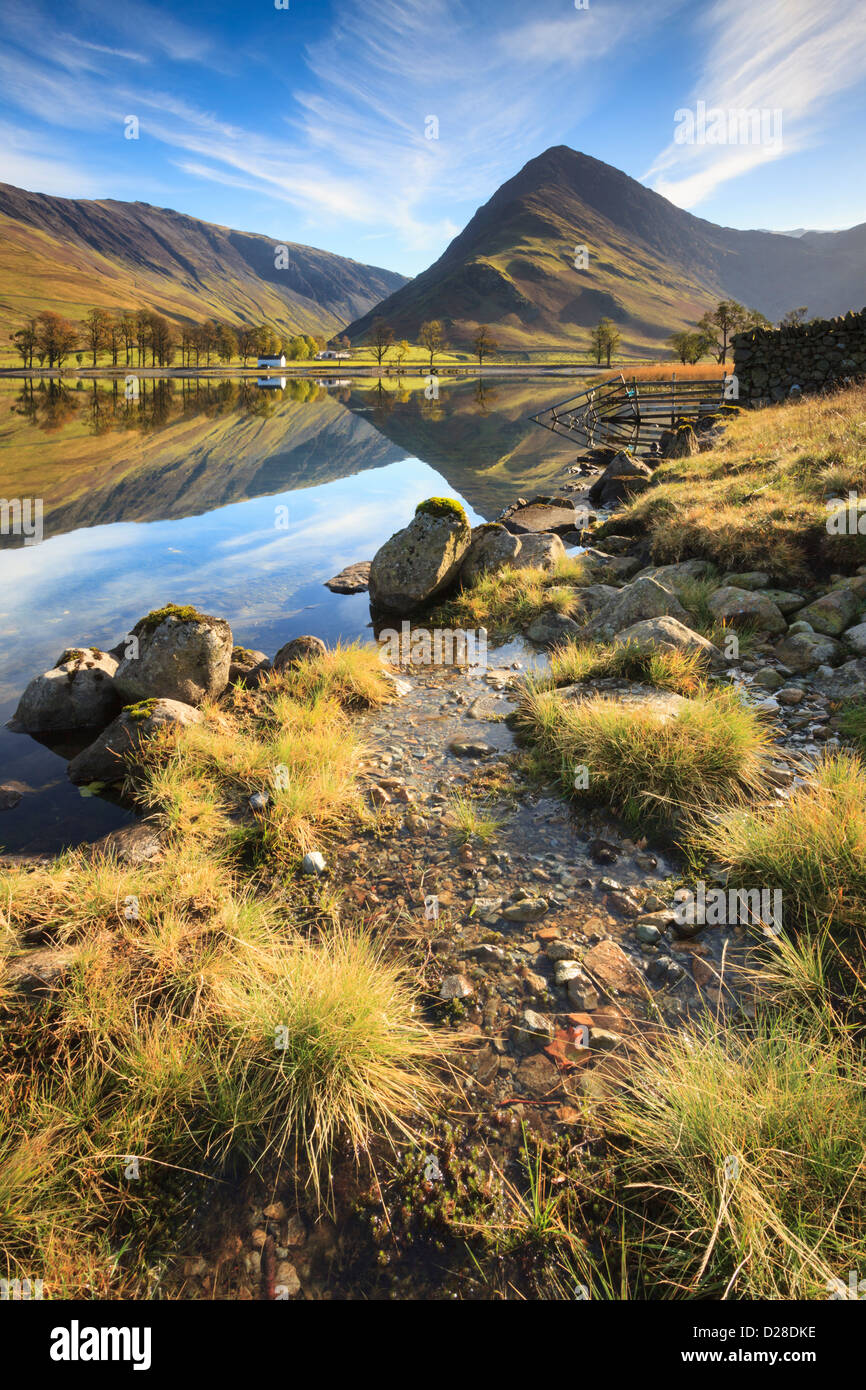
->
[[137, 603, 206, 633], [415, 497, 469, 529], [123, 699, 160, 723]]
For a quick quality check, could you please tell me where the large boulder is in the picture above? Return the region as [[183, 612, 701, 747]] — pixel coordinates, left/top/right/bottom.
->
[[114, 606, 232, 706], [515, 532, 566, 571], [773, 630, 844, 672], [612, 617, 726, 671], [797, 587, 861, 636], [708, 587, 787, 635], [588, 453, 653, 508], [14, 648, 119, 733], [580, 549, 642, 582], [273, 635, 326, 672], [68, 699, 204, 785], [368, 499, 471, 613], [525, 612, 583, 648], [585, 576, 690, 640], [812, 659, 866, 701], [633, 559, 712, 592], [460, 523, 522, 585]]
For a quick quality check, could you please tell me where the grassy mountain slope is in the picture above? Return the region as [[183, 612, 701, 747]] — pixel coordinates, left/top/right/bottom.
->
[[0, 183, 407, 344], [346, 147, 864, 353]]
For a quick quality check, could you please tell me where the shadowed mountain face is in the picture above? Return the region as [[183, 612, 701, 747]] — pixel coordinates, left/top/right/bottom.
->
[[0, 183, 408, 342], [345, 146, 866, 353]]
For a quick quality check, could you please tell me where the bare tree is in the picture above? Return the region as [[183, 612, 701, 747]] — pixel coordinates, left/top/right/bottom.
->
[[473, 325, 499, 367], [419, 319, 447, 373], [370, 316, 395, 369]]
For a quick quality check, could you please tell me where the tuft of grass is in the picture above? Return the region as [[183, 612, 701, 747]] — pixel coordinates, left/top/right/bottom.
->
[[601, 1009, 866, 1298], [694, 751, 866, 935], [447, 792, 504, 845], [430, 554, 589, 638], [415, 496, 469, 528], [545, 637, 708, 696], [0, 829, 440, 1291], [518, 681, 773, 832]]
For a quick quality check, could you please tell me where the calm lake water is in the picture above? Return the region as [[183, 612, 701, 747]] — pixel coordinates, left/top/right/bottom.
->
[[0, 374, 581, 852]]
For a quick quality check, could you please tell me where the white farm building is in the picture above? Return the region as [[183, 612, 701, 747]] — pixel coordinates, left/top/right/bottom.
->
[[257, 354, 287, 368]]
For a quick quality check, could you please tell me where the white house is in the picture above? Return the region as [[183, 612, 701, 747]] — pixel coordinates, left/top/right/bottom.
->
[[315, 349, 351, 360], [258, 354, 287, 368]]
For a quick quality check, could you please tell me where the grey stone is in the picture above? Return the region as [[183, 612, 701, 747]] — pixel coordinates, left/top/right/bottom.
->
[[515, 531, 566, 572], [14, 649, 120, 733], [369, 502, 471, 612], [273, 635, 327, 672], [797, 588, 861, 636], [708, 587, 787, 635], [612, 616, 726, 671], [68, 699, 204, 784], [526, 611, 583, 648], [460, 524, 522, 585], [115, 610, 232, 706]]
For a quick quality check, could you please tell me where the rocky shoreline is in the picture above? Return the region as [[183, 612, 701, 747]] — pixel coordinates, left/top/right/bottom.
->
[[3, 399, 865, 1301]]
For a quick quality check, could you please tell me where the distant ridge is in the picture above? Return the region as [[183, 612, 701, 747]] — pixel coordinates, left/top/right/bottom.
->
[[0, 182, 408, 341]]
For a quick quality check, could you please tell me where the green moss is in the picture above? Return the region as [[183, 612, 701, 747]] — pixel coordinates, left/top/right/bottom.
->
[[123, 698, 159, 723], [231, 646, 260, 664], [60, 648, 86, 664], [415, 497, 469, 528], [138, 603, 204, 633]]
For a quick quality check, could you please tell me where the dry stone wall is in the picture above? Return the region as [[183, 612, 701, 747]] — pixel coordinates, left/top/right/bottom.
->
[[733, 307, 866, 403]]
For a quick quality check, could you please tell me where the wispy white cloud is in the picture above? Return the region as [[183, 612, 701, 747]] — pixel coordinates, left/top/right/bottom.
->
[[0, 0, 675, 267], [644, 0, 866, 207]]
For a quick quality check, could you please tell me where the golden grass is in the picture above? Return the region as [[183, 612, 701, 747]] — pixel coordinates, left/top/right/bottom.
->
[[601, 1008, 866, 1298], [430, 554, 589, 637], [519, 681, 773, 833], [694, 751, 866, 935], [602, 383, 866, 578], [0, 642, 441, 1295]]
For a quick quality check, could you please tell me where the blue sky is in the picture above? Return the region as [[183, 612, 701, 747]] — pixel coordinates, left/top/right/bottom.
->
[[0, 0, 863, 276]]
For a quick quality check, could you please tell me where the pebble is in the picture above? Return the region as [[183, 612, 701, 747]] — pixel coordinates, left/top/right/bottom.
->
[[301, 851, 327, 876]]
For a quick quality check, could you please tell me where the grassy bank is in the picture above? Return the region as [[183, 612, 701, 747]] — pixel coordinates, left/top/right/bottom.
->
[[597, 383, 866, 578], [0, 645, 442, 1296]]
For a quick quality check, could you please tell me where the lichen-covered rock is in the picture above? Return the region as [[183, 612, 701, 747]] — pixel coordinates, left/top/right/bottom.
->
[[580, 548, 641, 582], [633, 559, 712, 592], [525, 611, 583, 648], [585, 576, 690, 639], [774, 630, 844, 672], [273, 635, 326, 672], [797, 587, 861, 636], [588, 452, 653, 507], [14, 648, 119, 732], [612, 616, 726, 671], [708, 586, 787, 635], [67, 698, 204, 784], [369, 499, 470, 613], [843, 622, 866, 656], [515, 531, 566, 571], [228, 647, 269, 684], [460, 523, 522, 585], [114, 606, 232, 706]]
